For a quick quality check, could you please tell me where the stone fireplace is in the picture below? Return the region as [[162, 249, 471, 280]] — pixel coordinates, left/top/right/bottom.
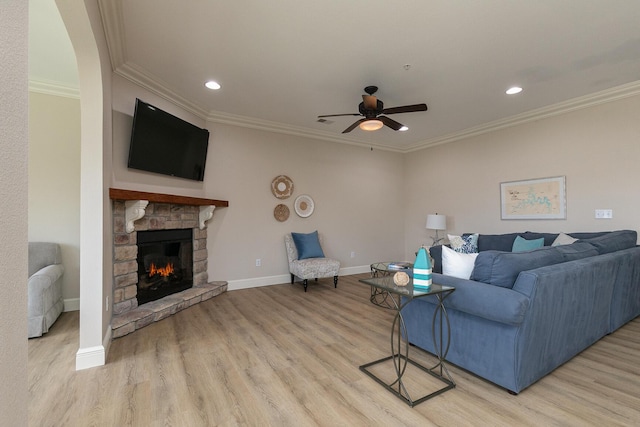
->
[[136, 228, 194, 305], [109, 188, 229, 338]]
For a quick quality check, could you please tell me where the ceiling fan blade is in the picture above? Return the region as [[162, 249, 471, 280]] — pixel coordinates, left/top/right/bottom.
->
[[362, 94, 377, 110], [382, 103, 428, 115], [317, 113, 361, 118], [342, 118, 366, 133], [378, 115, 404, 131]]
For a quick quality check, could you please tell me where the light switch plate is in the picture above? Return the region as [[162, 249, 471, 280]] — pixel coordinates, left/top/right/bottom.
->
[[595, 209, 613, 219]]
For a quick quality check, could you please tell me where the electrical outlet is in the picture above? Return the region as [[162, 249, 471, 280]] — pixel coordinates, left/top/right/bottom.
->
[[256, 258, 261, 267], [106, 296, 109, 312], [350, 251, 356, 258]]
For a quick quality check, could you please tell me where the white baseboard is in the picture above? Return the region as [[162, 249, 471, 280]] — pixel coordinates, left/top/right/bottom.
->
[[76, 345, 105, 370], [75, 325, 112, 371], [64, 298, 80, 312], [339, 265, 371, 275], [227, 265, 371, 291], [227, 274, 290, 291]]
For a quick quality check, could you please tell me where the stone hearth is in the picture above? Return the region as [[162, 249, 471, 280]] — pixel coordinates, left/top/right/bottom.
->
[[110, 188, 229, 338]]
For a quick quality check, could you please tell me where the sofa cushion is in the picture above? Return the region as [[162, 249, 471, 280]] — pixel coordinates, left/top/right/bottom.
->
[[577, 230, 637, 255], [552, 232, 578, 246], [519, 232, 561, 246], [554, 242, 599, 261], [477, 233, 521, 252], [291, 231, 325, 259], [512, 236, 545, 252], [471, 246, 565, 288], [448, 233, 478, 253], [442, 246, 478, 279], [429, 245, 444, 274]]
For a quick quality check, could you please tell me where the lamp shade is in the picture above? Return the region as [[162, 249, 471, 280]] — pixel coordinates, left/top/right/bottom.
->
[[426, 214, 446, 230], [359, 119, 383, 131]]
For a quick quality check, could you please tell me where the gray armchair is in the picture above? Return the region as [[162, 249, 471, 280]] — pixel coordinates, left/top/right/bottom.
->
[[28, 242, 64, 338], [285, 233, 340, 292]]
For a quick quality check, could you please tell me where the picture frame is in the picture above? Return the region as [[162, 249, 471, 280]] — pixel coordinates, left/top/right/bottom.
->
[[500, 176, 566, 220]]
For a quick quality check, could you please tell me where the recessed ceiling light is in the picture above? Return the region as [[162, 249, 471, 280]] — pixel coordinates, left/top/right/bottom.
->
[[205, 80, 221, 90], [506, 86, 523, 95], [399, 126, 409, 131]]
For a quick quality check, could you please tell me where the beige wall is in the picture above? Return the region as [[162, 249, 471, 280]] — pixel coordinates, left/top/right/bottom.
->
[[202, 123, 405, 287], [111, 76, 406, 288], [0, 0, 28, 424], [32, 73, 640, 301], [112, 78, 640, 287], [28, 92, 81, 307], [404, 93, 640, 257]]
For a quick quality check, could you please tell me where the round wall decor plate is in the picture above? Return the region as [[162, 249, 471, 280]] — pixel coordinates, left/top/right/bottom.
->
[[274, 204, 290, 222], [294, 194, 314, 218], [271, 175, 294, 199]]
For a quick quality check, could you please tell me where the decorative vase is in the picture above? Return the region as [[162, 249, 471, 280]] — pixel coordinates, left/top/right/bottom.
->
[[413, 246, 432, 289]]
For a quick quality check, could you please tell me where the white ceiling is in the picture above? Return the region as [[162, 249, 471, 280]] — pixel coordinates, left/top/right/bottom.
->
[[31, 0, 640, 152]]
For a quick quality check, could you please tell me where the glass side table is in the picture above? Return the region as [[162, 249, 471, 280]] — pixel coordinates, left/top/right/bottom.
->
[[369, 262, 413, 309], [358, 275, 455, 407]]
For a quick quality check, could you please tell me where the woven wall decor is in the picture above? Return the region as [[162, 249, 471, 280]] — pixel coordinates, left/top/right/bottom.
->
[[271, 175, 294, 199], [274, 204, 290, 222]]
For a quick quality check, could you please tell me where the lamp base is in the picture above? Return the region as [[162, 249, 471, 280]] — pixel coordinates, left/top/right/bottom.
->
[[430, 230, 445, 246]]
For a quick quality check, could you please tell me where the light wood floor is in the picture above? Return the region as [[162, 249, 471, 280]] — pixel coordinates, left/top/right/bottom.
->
[[29, 274, 640, 426]]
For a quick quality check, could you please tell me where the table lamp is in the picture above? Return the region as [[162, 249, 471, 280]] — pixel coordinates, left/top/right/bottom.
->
[[426, 214, 447, 246]]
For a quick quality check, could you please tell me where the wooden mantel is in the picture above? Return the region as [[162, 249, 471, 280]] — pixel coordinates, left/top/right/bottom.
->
[[109, 188, 228, 232], [109, 188, 229, 207]]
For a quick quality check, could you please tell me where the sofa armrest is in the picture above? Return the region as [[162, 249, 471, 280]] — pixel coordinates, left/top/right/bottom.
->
[[426, 273, 530, 325], [28, 264, 64, 316]]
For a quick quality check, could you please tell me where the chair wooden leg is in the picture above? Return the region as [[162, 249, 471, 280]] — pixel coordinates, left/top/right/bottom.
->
[[303, 279, 308, 292], [334, 276, 338, 288]]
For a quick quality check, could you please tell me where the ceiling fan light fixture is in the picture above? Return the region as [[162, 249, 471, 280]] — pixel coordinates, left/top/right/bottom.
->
[[359, 119, 384, 131], [399, 126, 409, 131]]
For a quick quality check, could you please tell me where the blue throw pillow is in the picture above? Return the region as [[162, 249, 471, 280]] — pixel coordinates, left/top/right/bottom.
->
[[512, 236, 544, 252], [291, 231, 325, 260]]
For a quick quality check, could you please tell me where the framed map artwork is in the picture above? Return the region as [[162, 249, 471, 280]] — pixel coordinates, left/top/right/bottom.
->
[[500, 176, 566, 220]]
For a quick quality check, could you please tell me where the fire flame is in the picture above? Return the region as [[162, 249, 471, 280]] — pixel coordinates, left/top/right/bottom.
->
[[149, 261, 174, 277]]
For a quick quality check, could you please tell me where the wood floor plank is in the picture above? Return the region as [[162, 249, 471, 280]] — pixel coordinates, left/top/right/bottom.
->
[[29, 274, 640, 426]]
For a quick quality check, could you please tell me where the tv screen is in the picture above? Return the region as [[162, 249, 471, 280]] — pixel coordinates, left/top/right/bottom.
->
[[128, 98, 209, 181]]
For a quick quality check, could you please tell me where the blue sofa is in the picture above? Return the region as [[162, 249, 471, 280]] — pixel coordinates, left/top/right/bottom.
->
[[401, 230, 640, 393]]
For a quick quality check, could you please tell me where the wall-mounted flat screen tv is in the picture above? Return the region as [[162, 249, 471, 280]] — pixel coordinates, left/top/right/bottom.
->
[[128, 98, 209, 181]]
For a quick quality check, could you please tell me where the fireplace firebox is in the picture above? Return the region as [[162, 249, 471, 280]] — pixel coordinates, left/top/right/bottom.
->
[[136, 229, 193, 305]]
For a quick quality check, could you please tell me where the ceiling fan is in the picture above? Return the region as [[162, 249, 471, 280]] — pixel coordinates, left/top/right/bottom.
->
[[318, 86, 428, 133]]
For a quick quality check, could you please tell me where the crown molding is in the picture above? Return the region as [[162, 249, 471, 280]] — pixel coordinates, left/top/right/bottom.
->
[[405, 80, 640, 153], [116, 59, 640, 155], [113, 57, 401, 152], [115, 62, 210, 119], [98, 0, 640, 154], [29, 79, 80, 99], [205, 110, 403, 153], [98, 0, 126, 70]]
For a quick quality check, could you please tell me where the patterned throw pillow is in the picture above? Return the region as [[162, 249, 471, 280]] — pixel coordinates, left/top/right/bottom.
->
[[448, 233, 479, 254]]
